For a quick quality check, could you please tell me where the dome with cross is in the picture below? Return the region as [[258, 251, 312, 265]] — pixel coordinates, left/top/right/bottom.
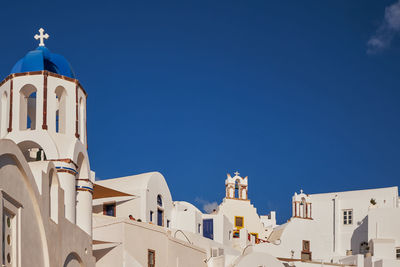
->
[[10, 28, 76, 78]]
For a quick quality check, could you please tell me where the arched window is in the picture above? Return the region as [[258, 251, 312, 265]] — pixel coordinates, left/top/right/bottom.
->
[[0, 91, 8, 137], [157, 195, 162, 207], [55, 86, 66, 133], [157, 195, 163, 226], [19, 85, 37, 130]]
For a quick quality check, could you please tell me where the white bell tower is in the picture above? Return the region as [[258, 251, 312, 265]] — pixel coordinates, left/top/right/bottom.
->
[[225, 171, 248, 200], [292, 189, 313, 219], [0, 28, 93, 235]]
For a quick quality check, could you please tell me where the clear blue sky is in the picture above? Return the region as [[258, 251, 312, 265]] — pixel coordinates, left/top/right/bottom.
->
[[1, 0, 400, 223]]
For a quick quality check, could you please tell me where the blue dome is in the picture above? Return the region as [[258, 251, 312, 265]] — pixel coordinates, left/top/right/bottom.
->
[[11, 46, 76, 79]]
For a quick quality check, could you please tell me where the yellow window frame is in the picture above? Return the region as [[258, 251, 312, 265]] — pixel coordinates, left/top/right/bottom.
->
[[234, 216, 244, 229]]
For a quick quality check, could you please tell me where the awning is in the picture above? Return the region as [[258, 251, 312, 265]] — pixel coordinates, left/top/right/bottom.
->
[[93, 184, 133, 199]]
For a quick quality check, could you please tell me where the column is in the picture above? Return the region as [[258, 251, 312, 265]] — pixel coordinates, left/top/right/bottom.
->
[[55, 161, 77, 223], [76, 178, 93, 235]]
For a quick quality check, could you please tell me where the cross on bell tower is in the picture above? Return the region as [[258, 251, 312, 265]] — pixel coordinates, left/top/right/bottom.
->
[[34, 28, 49, 47]]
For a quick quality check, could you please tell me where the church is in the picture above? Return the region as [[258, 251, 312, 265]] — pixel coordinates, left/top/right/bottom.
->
[[0, 29, 399, 267]]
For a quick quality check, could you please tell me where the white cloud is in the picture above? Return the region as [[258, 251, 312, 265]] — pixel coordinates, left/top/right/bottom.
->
[[367, 0, 400, 54], [203, 202, 219, 214], [385, 1, 400, 30], [195, 197, 219, 214]]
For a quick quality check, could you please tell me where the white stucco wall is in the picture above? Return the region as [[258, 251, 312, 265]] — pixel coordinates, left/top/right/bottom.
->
[[368, 207, 400, 248], [93, 215, 207, 267], [171, 201, 203, 234]]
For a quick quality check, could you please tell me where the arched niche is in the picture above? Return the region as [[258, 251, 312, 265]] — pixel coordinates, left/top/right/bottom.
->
[[17, 140, 47, 162], [76, 152, 89, 180], [19, 84, 37, 130], [55, 86, 67, 134], [48, 168, 59, 223]]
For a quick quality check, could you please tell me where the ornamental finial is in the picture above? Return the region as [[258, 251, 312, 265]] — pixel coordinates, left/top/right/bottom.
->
[[234, 171, 240, 176], [34, 28, 49, 47]]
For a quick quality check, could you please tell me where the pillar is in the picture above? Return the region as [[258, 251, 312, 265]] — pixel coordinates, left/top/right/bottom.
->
[[76, 178, 93, 235], [55, 161, 77, 223]]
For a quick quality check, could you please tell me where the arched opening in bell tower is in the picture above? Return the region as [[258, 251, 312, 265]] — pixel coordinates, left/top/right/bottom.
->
[[235, 179, 240, 199], [19, 84, 37, 130], [55, 86, 66, 133]]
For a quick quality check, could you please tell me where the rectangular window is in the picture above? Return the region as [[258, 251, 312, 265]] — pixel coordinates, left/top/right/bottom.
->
[[148, 249, 155, 267], [235, 216, 244, 229], [103, 203, 116, 217], [167, 220, 170, 228], [396, 248, 400, 260], [198, 223, 201, 233], [343, 209, 353, 225], [150, 211, 153, 222], [157, 209, 163, 226]]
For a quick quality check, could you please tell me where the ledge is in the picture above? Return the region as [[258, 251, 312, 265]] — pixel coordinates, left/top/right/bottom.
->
[[0, 70, 87, 97]]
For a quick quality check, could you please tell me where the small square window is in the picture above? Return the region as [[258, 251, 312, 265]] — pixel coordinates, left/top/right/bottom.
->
[[103, 203, 116, 217], [343, 209, 353, 225]]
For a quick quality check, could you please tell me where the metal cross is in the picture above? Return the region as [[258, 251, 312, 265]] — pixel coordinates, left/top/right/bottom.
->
[[234, 171, 240, 176], [34, 28, 49, 47]]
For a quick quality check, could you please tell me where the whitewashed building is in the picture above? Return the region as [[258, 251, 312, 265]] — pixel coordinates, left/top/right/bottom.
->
[[257, 187, 400, 267]]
